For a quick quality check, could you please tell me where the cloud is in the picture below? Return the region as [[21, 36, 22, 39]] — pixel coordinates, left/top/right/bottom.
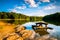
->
[[9, 7, 48, 16], [16, 6, 26, 9], [44, 4, 56, 10], [9, 9, 20, 13], [40, 0, 50, 2], [25, 0, 38, 7], [8, 5, 26, 12], [32, 11, 47, 16], [24, 0, 50, 7], [24, 10, 48, 16]]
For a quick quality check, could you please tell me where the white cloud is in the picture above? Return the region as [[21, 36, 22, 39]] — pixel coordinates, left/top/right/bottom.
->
[[25, 0, 38, 7], [8, 5, 26, 12], [9, 8, 48, 16], [16, 6, 26, 9], [40, 0, 50, 2], [9, 8, 46, 16], [44, 5, 56, 10], [24, 10, 48, 16], [32, 11, 47, 16], [24, 0, 50, 8], [9, 9, 20, 13], [9, 8, 17, 12]]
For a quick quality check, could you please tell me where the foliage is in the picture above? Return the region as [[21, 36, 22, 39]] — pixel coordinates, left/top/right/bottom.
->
[[0, 12, 43, 21], [43, 12, 60, 25], [0, 12, 43, 24]]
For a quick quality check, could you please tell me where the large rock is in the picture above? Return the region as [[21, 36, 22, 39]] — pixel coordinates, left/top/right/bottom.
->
[[15, 25, 26, 32], [35, 35, 57, 40], [15, 25, 36, 40], [17, 37, 23, 40], [6, 33, 23, 40]]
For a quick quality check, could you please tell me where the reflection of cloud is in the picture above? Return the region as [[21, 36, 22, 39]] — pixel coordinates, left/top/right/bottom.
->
[[22, 22, 35, 27], [48, 29, 56, 33]]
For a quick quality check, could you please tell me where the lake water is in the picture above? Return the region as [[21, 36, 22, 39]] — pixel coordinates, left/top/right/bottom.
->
[[1, 20, 60, 40], [22, 22, 60, 40]]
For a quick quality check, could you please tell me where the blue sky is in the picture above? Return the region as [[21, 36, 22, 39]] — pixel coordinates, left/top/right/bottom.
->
[[0, 0, 60, 16]]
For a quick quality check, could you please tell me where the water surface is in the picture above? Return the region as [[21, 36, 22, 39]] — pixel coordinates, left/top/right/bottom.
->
[[1, 20, 60, 40], [22, 22, 60, 40]]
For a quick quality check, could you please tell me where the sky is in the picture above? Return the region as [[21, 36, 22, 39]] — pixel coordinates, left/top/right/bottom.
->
[[0, 0, 60, 16]]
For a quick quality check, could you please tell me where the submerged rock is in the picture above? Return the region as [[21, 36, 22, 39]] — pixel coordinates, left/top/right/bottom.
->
[[35, 35, 57, 40], [17, 37, 23, 40]]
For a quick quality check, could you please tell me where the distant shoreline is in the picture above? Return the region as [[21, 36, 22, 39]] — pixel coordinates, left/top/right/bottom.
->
[[0, 19, 30, 20]]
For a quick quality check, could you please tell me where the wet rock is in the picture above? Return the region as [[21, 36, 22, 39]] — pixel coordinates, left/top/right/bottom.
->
[[6, 33, 19, 40], [17, 37, 23, 40], [21, 30, 33, 39], [1, 24, 58, 40], [35, 35, 57, 40], [15, 25, 26, 32], [15, 25, 36, 40]]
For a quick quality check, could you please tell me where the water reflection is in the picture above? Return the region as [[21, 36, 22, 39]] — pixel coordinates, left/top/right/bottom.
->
[[44, 21, 60, 26], [0, 20, 60, 40], [0, 20, 29, 25], [23, 22, 60, 40], [22, 22, 49, 36], [47, 24, 60, 40]]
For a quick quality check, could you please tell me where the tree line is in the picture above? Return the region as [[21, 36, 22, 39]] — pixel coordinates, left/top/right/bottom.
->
[[0, 12, 43, 21], [43, 12, 60, 25]]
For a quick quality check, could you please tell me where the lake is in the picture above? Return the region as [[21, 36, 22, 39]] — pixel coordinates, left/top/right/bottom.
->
[[1, 20, 60, 40], [22, 22, 60, 40]]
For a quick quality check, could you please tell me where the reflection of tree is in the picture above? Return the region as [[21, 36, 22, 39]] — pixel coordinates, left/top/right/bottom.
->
[[2, 20, 30, 25], [44, 21, 60, 26], [1, 20, 15, 24], [43, 12, 60, 26], [13, 20, 29, 25], [34, 29, 49, 36], [0, 12, 43, 25]]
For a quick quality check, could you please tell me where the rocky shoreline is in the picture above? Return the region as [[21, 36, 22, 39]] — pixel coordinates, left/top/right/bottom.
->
[[0, 21, 57, 40], [2, 25, 57, 40]]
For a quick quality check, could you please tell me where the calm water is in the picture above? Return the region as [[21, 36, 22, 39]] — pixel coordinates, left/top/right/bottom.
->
[[22, 22, 60, 40], [1, 20, 60, 40]]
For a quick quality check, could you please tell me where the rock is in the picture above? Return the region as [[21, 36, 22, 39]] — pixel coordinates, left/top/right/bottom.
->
[[16, 25, 26, 32], [29, 30, 36, 39], [16, 37, 23, 40], [6, 33, 19, 40], [20, 30, 36, 40], [35, 35, 57, 40], [2, 24, 57, 40], [20, 30, 33, 39]]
